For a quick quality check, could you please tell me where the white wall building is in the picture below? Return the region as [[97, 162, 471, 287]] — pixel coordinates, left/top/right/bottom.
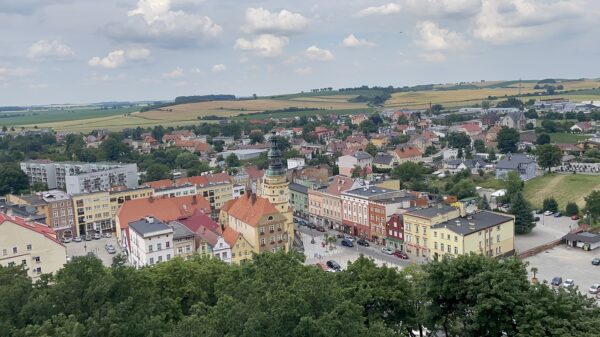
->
[[212, 236, 232, 264], [128, 217, 174, 268], [152, 183, 196, 198], [287, 157, 306, 170], [232, 184, 246, 199]]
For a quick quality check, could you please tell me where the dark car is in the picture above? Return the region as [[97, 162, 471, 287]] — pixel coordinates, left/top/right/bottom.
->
[[306, 223, 316, 230], [553, 212, 562, 218], [315, 225, 326, 232], [392, 251, 409, 259], [357, 238, 370, 247], [551, 276, 562, 286], [341, 239, 354, 247], [534, 216, 540, 222], [298, 220, 307, 226], [592, 258, 600, 266], [326, 260, 341, 272]]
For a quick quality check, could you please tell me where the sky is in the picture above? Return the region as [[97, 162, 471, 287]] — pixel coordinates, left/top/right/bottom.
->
[[1, 0, 599, 105]]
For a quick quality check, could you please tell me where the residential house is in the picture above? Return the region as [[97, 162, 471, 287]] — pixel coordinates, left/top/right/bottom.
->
[[310, 127, 335, 142], [445, 158, 487, 175], [393, 146, 423, 164], [168, 221, 196, 260], [337, 151, 373, 177], [350, 114, 368, 125], [71, 191, 112, 237], [495, 154, 536, 181], [500, 111, 527, 130], [128, 217, 174, 268], [403, 205, 461, 258], [372, 153, 397, 170], [0, 213, 66, 281], [370, 134, 388, 148], [385, 213, 405, 251], [570, 121, 593, 133]]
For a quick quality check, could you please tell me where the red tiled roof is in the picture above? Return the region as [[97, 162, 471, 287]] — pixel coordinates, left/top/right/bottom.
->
[[222, 227, 240, 247], [178, 209, 222, 235], [244, 166, 264, 180], [325, 175, 355, 196], [0, 213, 63, 246], [227, 193, 280, 227], [394, 146, 422, 159], [145, 179, 174, 189]]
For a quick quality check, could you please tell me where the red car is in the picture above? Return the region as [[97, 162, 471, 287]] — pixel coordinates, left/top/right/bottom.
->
[[392, 251, 409, 259], [571, 215, 579, 220]]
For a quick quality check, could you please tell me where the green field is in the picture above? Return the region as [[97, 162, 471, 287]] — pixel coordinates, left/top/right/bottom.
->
[[549, 133, 589, 144], [523, 174, 600, 210], [0, 107, 139, 127]]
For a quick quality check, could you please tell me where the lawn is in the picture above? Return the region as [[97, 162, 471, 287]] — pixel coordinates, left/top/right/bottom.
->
[[523, 174, 600, 210], [549, 133, 590, 144]]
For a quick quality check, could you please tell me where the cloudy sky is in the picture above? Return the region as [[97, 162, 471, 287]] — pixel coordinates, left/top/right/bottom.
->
[[1, 0, 599, 105]]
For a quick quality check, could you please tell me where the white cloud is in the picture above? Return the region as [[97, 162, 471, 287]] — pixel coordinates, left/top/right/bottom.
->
[[341, 34, 375, 48], [294, 67, 313, 75], [421, 52, 446, 62], [234, 34, 289, 57], [212, 64, 226, 73], [473, 0, 582, 45], [403, 0, 482, 18], [162, 66, 184, 78], [415, 21, 465, 50], [356, 3, 401, 17], [88, 48, 151, 69], [27, 39, 74, 60], [0, 67, 34, 80], [304, 46, 335, 61], [106, 0, 222, 48], [243, 8, 309, 34]]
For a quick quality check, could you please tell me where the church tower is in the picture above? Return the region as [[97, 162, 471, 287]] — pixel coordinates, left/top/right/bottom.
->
[[258, 132, 294, 249]]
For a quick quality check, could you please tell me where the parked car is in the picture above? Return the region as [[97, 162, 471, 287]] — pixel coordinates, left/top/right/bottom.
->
[[84, 235, 92, 241], [550, 276, 562, 286], [298, 220, 307, 226], [341, 239, 354, 247], [571, 215, 579, 220], [392, 251, 409, 259], [105, 243, 114, 250], [106, 247, 117, 254], [61, 237, 72, 243], [315, 225, 326, 232], [592, 258, 600, 266], [563, 279, 575, 289], [553, 212, 562, 218], [306, 223, 317, 230], [381, 247, 394, 255], [92, 233, 101, 240], [102, 232, 112, 238], [343, 234, 355, 242], [357, 238, 370, 247], [544, 211, 554, 216], [326, 260, 341, 272], [534, 216, 540, 222], [72, 236, 82, 242], [589, 284, 600, 294]]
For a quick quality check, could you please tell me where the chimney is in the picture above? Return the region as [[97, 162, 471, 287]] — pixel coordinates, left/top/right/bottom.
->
[[192, 195, 197, 205], [251, 193, 257, 204], [146, 216, 154, 223], [149, 196, 155, 203], [455, 220, 461, 226]]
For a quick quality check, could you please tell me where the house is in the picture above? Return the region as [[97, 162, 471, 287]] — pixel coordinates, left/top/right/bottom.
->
[[222, 227, 253, 264], [308, 176, 362, 230], [445, 158, 487, 175], [128, 216, 174, 268], [443, 148, 459, 160], [287, 157, 305, 170], [337, 151, 373, 177], [370, 134, 388, 148], [393, 146, 423, 164], [0, 213, 66, 281], [570, 121, 593, 133], [345, 134, 369, 152], [372, 153, 397, 170], [168, 221, 196, 260], [564, 231, 600, 250], [500, 111, 527, 130], [385, 213, 405, 251], [495, 153, 536, 181], [310, 127, 335, 141], [350, 114, 368, 125], [289, 183, 309, 219]]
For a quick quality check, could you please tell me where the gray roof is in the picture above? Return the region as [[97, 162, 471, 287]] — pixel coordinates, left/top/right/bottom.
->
[[405, 204, 457, 218], [448, 159, 486, 169], [431, 211, 513, 235], [563, 232, 600, 244], [129, 217, 172, 237], [289, 183, 309, 194], [169, 221, 195, 240], [496, 154, 534, 169], [344, 186, 402, 198], [373, 153, 394, 165], [354, 151, 373, 160]]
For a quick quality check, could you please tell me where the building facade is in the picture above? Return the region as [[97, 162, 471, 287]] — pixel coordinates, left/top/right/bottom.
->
[[71, 191, 112, 236], [128, 217, 174, 268], [495, 154, 537, 181], [385, 213, 405, 251], [403, 205, 461, 259], [289, 183, 309, 219]]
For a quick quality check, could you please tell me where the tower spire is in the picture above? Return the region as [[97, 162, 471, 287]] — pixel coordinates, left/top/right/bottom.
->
[[266, 131, 285, 177]]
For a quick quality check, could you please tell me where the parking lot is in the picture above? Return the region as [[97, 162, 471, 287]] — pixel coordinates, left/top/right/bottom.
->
[[65, 235, 127, 267], [525, 245, 600, 299], [515, 214, 578, 253]]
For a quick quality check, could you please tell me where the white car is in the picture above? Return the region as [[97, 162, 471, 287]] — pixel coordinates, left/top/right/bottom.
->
[[589, 284, 600, 294], [381, 247, 394, 255], [563, 279, 575, 289], [343, 234, 355, 242], [543, 211, 554, 216]]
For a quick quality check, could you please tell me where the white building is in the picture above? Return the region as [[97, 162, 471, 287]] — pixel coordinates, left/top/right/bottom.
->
[[443, 148, 459, 160], [152, 183, 196, 198], [212, 236, 232, 264], [221, 149, 268, 161], [128, 217, 174, 268], [233, 184, 246, 199], [287, 157, 306, 170], [20, 160, 138, 194]]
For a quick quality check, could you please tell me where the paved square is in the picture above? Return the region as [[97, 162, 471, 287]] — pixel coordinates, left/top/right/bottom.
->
[[515, 214, 578, 253], [65, 235, 127, 267]]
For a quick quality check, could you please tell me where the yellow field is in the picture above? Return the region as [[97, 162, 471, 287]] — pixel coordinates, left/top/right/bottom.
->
[[385, 88, 540, 109], [505, 79, 600, 90], [289, 95, 356, 103]]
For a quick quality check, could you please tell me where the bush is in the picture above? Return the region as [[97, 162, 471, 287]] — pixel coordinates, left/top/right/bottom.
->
[[565, 202, 579, 216], [543, 198, 558, 212]]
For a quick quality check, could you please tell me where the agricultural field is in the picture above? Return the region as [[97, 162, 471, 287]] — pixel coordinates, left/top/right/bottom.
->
[[549, 133, 590, 143], [523, 174, 600, 210], [0, 106, 138, 127]]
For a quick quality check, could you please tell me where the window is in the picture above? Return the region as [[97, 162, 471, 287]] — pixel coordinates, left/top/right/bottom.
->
[[157, 243, 162, 251], [186, 245, 191, 252], [434, 231, 437, 238], [447, 245, 451, 253], [497, 225, 501, 231], [158, 256, 163, 262], [166, 242, 170, 248], [12, 247, 17, 254], [496, 235, 500, 243], [21, 259, 26, 265], [2, 249, 6, 256], [447, 234, 450, 240], [148, 245, 153, 252], [223, 252, 228, 259], [454, 246, 458, 254], [434, 242, 438, 250], [167, 254, 171, 260], [26, 244, 32, 251], [422, 227, 426, 235], [478, 231, 482, 236], [35, 267, 42, 274], [34, 256, 41, 263], [454, 236, 458, 242], [178, 247, 183, 254], [149, 257, 154, 264], [440, 243, 444, 251], [415, 226, 419, 233]]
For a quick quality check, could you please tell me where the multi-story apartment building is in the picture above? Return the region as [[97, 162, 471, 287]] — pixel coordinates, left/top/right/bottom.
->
[[403, 204, 461, 259], [152, 182, 197, 198], [385, 213, 405, 251], [40, 190, 76, 239], [289, 183, 309, 219], [0, 213, 66, 280], [108, 186, 153, 215], [429, 211, 515, 259], [20, 160, 139, 194], [128, 217, 174, 268], [308, 176, 359, 230], [72, 191, 112, 236], [337, 151, 373, 177], [341, 186, 408, 239], [168, 221, 196, 260]]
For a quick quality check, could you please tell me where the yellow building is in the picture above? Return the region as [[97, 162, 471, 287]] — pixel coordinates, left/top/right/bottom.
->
[[0, 214, 66, 281], [223, 227, 254, 264], [177, 173, 233, 210], [72, 191, 112, 236], [429, 211, 515, 258], [403, 205, 461, 258], [108, 186, 153, 215]]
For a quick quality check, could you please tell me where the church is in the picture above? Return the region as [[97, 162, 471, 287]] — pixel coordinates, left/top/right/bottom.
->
[[219, 133, 295, 257]]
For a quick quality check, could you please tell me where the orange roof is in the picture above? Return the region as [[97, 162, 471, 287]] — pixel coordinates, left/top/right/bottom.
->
[[394, 146, 422, 159], [226, 194, 280, 227], [325, 175, 355, 196], [244, 166, 264, 180], [222, 227, 241, 246], [117, 195, 210, 232], [145, 179, 174, 189], [0, 213, 62, 246]]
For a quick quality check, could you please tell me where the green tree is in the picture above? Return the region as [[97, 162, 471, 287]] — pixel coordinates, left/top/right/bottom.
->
[[0, 164, 29, 195], [505, 171, 523, 198], [487, 148, 497, 162], [98, 137, 130, 161], [225, 153, 241, 167], [174, 152, 199, 169], [446, 132, 471, 149], [496, 127, 519, 154], [543, 197, 558, 212], [536, 133, 551, 145], [145, 163, 170, 182], [511, 192, 535, 234], [390, 162, 426, 183], [249, 132, 264, 144], [351, 165, 362, 178], [585, 190, 600, 224], [448, 178, 476, 199], [473, 139, 485, 153], [396, 115, 409, 125], [365, 143, 378, 157], [565, 202, 579, 216], [359, 120, 377, 135], [536, 144, 562, 172], [478, 194, 490, 210]]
